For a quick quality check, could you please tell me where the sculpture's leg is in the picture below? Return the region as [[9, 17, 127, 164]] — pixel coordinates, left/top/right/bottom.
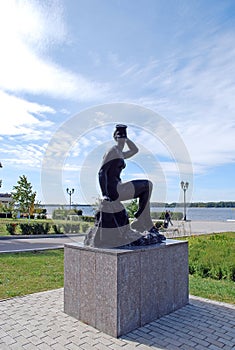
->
[[117, 180, 154, 232], [131, 180, 154, 231]]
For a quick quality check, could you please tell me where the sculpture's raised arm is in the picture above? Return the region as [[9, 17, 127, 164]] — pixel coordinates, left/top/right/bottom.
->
[[123, 138, 139, 159]]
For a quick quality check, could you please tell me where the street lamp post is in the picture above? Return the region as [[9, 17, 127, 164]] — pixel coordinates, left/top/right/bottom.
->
[[181, 181, 189, 221], [66, 188, 74, 209]]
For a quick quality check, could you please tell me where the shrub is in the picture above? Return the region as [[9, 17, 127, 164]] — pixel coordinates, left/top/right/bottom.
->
[[81, 216, 95, 223], [31, 223, 50, 235], [52, 224, 64, 234], [19, 223, 50, 235], [20, 214, 35, 219], [154, 221, 164, 229], [0, 212, 12, 218], [60, 223, 80, 234], [52, 209, 67, 220], [6, 223, 18, 235], [81, 223, 90, 232], [20, 223, 34, 235], [34, 208, 47, 214], [36, 214, 47, 219]]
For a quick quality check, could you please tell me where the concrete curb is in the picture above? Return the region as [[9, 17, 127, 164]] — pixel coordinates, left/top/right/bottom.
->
[[0, 233, 85, 240]]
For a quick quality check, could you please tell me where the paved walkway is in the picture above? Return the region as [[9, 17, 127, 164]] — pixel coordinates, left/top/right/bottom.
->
[[0, 288, 234, 349], [161, 220, 235, 239], [0, 234, 85, 253]]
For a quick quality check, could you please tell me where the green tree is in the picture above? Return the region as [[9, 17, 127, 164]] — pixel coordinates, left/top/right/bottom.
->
[[11, 175, 36, 217], [126, 199, 138, 218]]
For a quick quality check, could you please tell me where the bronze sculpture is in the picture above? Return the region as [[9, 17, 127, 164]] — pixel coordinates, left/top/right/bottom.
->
[[84, 124, 166, 248]]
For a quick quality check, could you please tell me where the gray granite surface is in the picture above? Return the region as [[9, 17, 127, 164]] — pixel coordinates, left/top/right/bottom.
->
[[64, 239, 188, 337]]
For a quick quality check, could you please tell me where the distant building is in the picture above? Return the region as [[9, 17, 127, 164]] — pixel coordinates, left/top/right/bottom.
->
[[0, 193, 13, 206]]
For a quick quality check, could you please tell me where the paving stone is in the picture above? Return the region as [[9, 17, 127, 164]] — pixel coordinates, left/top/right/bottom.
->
[[223, 346, 235, 350], [208, 345, 225, 350], [206, 337, 227, 348], [98, 337, 114, 346], [93, 344, 114, 350], [42, 335, 60, 346], [67, 342, 88, 350], [51, 343, 69, 350], [151, 337, 170, 348], [179, 345, 195, 350], [136, 344, 158, 350], [218, 337, 235, 347], [18, 328, 34, 339], [131, 329, 153, 340], [36, 342, 54, 350], [179, 338, 198, 348], [194, 337, 210, 347], [109, 344, 131, 350], [0, 343, 13, 350], [0, 288, 235, 350], [0, 335, 16, 346], [8, 334, 30, 347], [194, 345, 209, 350], [22, 343, 39, 350]]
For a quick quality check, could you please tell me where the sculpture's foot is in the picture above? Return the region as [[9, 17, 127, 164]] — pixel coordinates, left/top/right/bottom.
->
[[124, 227, 166, 247], [131, 220, 166, 242], [148, 226, 166, 241], [130, 232, 162, 246]]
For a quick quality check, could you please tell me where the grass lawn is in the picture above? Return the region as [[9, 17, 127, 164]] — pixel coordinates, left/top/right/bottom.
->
[[185, 232, 235, 281], [189, 275, 235, 304], [0, 250, 64, 299], [181, 232, 235, 304]]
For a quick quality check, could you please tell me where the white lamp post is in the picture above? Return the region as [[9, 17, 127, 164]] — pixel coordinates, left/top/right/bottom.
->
[[181, 181, 189, 221]]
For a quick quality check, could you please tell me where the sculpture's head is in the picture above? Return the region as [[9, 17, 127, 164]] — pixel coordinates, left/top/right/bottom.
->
[[113, 124, 127, 140]]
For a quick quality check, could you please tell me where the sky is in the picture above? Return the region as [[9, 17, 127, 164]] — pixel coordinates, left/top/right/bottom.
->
[[0, 0, 235, 205]]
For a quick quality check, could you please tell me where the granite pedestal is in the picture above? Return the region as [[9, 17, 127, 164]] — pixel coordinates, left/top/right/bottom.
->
[[64, 239, 188, 338]]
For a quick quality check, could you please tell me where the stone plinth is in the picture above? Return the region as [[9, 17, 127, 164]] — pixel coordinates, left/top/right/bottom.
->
[[64, 239, 188, 338]]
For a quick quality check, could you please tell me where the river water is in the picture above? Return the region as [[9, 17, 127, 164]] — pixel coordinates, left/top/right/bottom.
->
[[151, 207, 235, 222], [44, 205, 235, 222]]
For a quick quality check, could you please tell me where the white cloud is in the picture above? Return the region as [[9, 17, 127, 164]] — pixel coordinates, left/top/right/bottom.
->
[[0, 90, 54, 136], [0, 0, 109, 100], [0, 0, 67, 50], [63, 163, 83, 172], [1, 143, 46, 169]]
